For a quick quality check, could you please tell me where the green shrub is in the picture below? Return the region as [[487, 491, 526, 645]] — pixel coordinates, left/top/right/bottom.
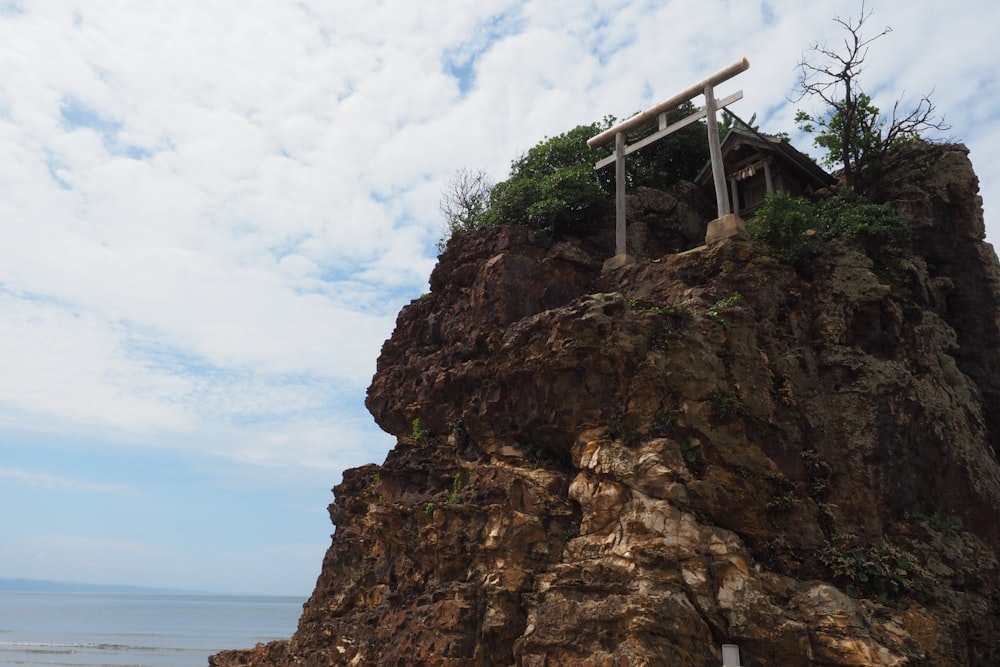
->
[[412, 418, 431, 442], [647, 410, 675, 438], [748, 189, 909, 268], [706, 292, 743, 328], [484, 122, 612, 231], [817, 188, 910, 256], [819, 535, 926, 599], [747, 192, 826, 265], [514, 441, 574, 471], [709, 389, 741, 420], [801, 449, 832, 498], [603, 410, 640, 446], [441, 103, 710, 237]]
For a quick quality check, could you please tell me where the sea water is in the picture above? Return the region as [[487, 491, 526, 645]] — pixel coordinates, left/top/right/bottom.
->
[[0, 592, 303, 667]]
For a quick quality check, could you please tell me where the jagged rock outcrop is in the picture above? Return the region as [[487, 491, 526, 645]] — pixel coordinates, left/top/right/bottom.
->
[[212, 143, 1000, 666]]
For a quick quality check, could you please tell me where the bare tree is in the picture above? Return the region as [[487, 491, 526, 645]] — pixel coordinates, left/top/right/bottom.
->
[[792, 1, 949, 194], [439, 167, 492, 235]]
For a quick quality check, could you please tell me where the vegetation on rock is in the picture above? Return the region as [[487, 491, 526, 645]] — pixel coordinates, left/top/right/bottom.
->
[[440, 102, 709, 242], [747, 187, 910, 269], [792, 2, 948, 196]]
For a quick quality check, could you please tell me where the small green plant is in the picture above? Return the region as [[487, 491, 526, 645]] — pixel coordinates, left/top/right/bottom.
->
[[709, 389, 741, 420], [680, 441, 698, 464], [449, 418, 470, 450], [647, 410, 675, 438], [903, 511, 960, 532], [663, 303, 688, 319], [446, 472, 463, 504], [713, 292, 744, 309], [412, 418, 431, 442], [765, 473, 796, 513], [767, 535, 798, 556], [705, 292, 743, 329], [801, 449, 832, 498], [757, 535, 801, 569], [603, 411, 640, 446], [448, 472, 462, 503], [649, 319, 670, 351], [766, 492, 795, 513], [424, 502, 436, 515], [514, 441, 573, 471], [706, 310, 727, 327], [377, 495, 385, 506], [561, 522, 580, 543], [445, 468, 477, 504], [819, 535, 926, 599]]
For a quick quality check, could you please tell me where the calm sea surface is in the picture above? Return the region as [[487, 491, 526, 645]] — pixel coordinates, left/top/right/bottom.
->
[[0, 592, 303, 667]]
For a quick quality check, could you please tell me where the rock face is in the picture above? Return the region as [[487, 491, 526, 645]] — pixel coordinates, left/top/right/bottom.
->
[[211, 143, 1000, 666]]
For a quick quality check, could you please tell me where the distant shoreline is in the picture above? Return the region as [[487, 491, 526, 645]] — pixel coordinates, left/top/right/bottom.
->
[[0, 577, 221, 596]]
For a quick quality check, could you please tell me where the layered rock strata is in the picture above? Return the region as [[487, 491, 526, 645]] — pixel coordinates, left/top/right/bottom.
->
[[212, 143, 1000, 666]]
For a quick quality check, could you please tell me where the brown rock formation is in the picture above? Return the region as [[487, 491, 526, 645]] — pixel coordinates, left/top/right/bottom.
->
[[211, 143, 1000, 666]]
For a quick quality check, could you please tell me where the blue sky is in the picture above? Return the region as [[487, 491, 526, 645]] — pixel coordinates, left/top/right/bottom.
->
[[1, 0, 997, 596]]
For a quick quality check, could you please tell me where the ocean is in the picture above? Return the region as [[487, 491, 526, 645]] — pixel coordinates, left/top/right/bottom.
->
[[0, 591, 303, 667]]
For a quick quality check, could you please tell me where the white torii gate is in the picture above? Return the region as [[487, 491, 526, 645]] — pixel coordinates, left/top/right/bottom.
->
[[588, 57, 750, 267]]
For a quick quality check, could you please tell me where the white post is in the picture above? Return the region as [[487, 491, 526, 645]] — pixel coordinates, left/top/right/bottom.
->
[[615, 132, 626, 256], [704, 84, 729, 218], [722, 644, 742, 666]]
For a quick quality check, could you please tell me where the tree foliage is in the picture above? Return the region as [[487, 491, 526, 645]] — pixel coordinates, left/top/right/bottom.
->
[[439, 102, 711, 238], [748, 189, 909, 269], [487, 121, 613, 231], [792, 1, 948, 196]]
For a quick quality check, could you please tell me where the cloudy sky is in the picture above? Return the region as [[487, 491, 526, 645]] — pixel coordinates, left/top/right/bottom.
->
[[0, 0, 996, 597]]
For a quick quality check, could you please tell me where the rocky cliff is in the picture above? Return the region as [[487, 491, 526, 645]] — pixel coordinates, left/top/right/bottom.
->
[[212, 142, 1000, 666]]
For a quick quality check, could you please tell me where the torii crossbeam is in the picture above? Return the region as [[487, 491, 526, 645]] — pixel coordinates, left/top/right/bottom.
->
[[588, 57, 750, 265]]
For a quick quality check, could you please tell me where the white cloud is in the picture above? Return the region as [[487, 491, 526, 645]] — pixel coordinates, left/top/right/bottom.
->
[[0, 467, 128, 493], [0, 0, 997, 460]]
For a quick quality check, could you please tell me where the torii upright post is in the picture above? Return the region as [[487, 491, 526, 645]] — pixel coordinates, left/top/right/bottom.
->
[[588, 58, 750, 269]]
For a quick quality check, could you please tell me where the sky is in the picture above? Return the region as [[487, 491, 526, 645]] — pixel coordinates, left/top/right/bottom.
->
[[0, 1, 997, 597]]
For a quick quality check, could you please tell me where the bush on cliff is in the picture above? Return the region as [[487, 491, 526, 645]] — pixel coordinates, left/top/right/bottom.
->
[[486, 122, 612, 231], [440, 103, 709, 238], [748, 188, 910, 268]]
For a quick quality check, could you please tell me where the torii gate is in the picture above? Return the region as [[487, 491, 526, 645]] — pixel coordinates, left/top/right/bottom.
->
[[588, 57, 750, 268]]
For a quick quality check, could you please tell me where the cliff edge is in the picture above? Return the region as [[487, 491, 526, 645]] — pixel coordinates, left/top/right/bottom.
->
[[212, 142, 1000, 666]]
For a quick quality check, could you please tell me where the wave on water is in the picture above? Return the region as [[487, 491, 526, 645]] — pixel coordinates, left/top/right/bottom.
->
[[0, 641, 163, 652], [0, 640, 202, 667], [0, 592, 303, 666]]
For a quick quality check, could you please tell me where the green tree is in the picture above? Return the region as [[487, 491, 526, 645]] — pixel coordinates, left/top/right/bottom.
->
[[792, 2, 948, 195], [486, 121, 614, 231], [478, 105, 710, 232], [440, 102, 716, 239]]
